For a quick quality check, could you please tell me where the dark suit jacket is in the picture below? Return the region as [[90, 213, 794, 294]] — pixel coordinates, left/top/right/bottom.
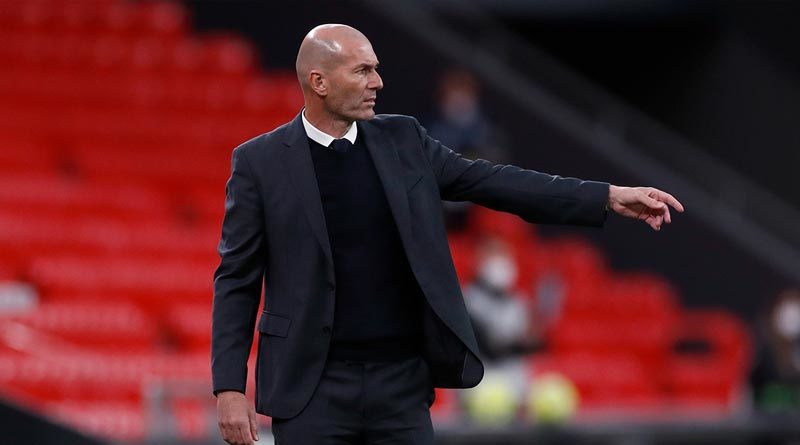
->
[[211, 112, 609, 419]]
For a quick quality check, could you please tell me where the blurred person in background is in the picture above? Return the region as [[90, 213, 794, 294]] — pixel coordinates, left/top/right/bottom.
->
[[212, 23, 684, 445], [426, 68, 508, 163], [465, 236, 540, 362], [751, 288, 800, 413], [462, 236, 540, 423]]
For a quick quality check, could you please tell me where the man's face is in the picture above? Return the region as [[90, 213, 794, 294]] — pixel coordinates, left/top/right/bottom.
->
[[324, 40, 383, 121]]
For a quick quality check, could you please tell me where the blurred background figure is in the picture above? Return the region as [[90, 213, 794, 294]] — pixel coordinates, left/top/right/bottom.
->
[[425, 68, 508, 163], [461, 235, 541, 426], [465, 235, 540, 362], [751, 288, 800, 413]]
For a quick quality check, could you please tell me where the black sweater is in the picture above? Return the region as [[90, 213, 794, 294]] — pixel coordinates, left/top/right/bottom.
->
[[308, 135, 424, 361]]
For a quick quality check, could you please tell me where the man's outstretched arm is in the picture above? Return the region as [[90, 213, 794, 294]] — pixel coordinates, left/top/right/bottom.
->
[[212, 146, 265, 444], [413, 118, 684, 230]]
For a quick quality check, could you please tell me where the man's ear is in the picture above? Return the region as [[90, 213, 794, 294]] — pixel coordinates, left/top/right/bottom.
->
[[310, 71, 327, 97]]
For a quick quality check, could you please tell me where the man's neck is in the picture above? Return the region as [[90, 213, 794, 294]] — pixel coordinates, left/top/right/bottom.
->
[[303, 108, 353, 139]]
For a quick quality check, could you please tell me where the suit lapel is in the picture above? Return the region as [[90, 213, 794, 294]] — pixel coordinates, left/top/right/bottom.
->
[[279, 113, 333, 265], [360, 120, 413, 247]]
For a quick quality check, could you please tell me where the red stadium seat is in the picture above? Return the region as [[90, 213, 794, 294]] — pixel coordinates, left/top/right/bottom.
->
[[447, 232, 477, 285], [528, 352, 663, 414], [11, 301, 158, 352], [0, 138, 59, 176], [27, 255, 216, 310], [163, 303, 213, 353], [430, 388, 460, 424], [468, 206, 537, 246], [549, 315, 676, 367], [562, 272, 680, 319], [542, 237, 609, 287], [662, 310, 752, 412]]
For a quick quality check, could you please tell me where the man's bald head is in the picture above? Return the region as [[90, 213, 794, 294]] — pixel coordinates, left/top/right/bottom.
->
[[295, 24, 370, 92], [296, 24, 383, 126]]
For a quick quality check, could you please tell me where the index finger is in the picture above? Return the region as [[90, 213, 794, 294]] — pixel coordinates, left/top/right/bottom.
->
[[653, 189, 684, 213]]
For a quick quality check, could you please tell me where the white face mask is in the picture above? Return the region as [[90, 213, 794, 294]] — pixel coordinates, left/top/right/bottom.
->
[[479, 255, 517, 291], [774, 300, 800, 340]]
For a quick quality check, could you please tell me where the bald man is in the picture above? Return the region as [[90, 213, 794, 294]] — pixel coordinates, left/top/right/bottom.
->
[[212, 24, 684, 445]]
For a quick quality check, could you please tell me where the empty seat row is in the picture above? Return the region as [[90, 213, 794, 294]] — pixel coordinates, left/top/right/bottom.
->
[[0, 212, 219, 259], [0, 72, 301, 113], [10, 301, 158, 351], [28, 255, 216, 301], [0, 1, 188, 38], [0, 174, 171, 218], [1, 33, 258, 77], [0, 106, 290, 149]]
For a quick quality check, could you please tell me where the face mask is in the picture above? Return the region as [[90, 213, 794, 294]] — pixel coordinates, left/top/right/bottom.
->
[[479, 254, 517, 291], [774, 300, 800, 340]]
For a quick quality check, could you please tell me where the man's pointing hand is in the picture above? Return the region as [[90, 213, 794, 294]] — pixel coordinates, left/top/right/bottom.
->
[[607, 185, 685, 231]]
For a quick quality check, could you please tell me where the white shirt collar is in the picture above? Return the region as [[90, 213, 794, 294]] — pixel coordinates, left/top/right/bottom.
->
[[301, 109, 357, 147]]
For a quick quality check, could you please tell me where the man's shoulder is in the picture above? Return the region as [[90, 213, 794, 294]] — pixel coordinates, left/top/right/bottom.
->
[[368, 113, 420, 129], [363, 114, 423, 141], [231, 120, 294, 158]]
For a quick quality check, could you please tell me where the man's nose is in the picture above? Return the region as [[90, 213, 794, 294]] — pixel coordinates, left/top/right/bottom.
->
[[370, 72, 383, 90]]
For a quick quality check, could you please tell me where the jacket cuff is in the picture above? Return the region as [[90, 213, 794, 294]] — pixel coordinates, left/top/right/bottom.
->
[[584, 180, 610, 227], [212, 369, 247, 398], [213, 388, 246, 398]]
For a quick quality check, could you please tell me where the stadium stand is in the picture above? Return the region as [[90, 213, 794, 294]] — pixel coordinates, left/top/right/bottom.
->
[[0, 0, 752, 441]]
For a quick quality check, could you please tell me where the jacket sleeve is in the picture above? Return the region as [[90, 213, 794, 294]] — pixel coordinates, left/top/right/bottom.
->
[[412, 118, 610, 227], [211, 146, 267, 396]]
